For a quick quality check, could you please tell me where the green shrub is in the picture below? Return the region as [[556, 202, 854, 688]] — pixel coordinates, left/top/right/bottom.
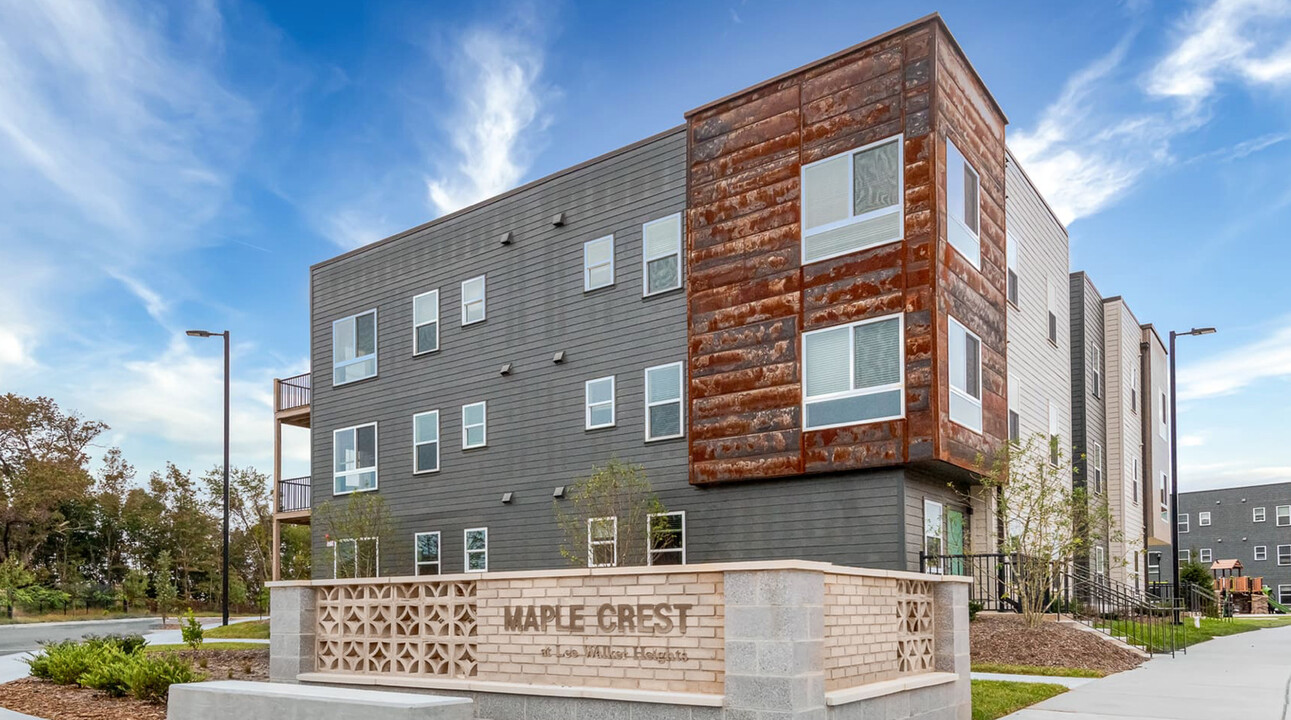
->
[[26, 640, 100, 685], [124, 653, 202, 703], [968, 601, 983, 622], [83, 633, 147, 655], [78, 645, 134, 697], [181, 608, 203, 650]]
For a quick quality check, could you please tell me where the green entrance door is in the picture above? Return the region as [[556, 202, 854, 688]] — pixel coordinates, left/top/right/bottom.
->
[[947, 509, 965, 575]]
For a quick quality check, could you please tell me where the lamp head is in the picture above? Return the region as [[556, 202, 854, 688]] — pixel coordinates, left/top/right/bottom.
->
[[186, 330, 215, 338], [1190, 327, 1217, 336]]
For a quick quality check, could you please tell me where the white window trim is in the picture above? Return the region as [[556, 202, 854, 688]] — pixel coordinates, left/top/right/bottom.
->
[[1254, 506, 1266, 523], [644, 362, 686, 442], [1090, 343, 1102, 399], [462, 401, 488, 449], [412, 290, 440, 356], [1199, 511, 1211, 527], [1179, 513, 1190, 533], [1159, 391, 1169, 439], [332, 423, 379, 496], [1179, 549, 1190, 563], [1005, 231, 1019, 307], [647, 511, 687, 566], [584, 235, 615, 292], [1160, 472, 1169, 516], [642, 213, 684, 297], [802, 313, 906, 431], [946, 136, 981, 268], [1277, 505, 1291, 527], [461, 275, 486, 326], [464, 527, 488, 572], [1199, 548, 1212, 563], [1280, 585, 1291, 604], [1092, 442, 1104, 494], [1255, 545, 1267, 561], [332, 537, 380, 578], [412, 410, 440, 475], [1131, 457, 1141, 505], [799, 133, 904, 264], [1280, 545, 1291, 566], [923, 499, 945, 574], [332, 309, 378, 387], [413, 531, 441, 576], [587, 516, 618, 568], [585, 376, 616, 430], [948, 316, 983, 434]]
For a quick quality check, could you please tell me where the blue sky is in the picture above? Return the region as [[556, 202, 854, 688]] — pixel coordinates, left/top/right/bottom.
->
[[0, 0, 1288, 491]]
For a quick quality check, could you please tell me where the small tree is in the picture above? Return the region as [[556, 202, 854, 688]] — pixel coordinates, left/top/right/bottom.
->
[[315, 492, 393, 579], [976, 432, 1118, 627], [181, 608, 204, 649], [122, 569, 149, 614], [554, 459, 666, 568], [153, 551, 179, 626], [0, 557, 34, 619]]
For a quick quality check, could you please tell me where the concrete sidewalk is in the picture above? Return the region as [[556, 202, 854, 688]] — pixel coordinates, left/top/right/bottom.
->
[[1004, 624, 1291, 719]]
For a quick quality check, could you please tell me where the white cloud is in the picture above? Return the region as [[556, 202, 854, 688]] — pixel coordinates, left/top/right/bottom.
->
[[1177, 321, 1291, 400], [1178, 433, 1207, 448], [320, 208, 399, 251], [425, 11, 554, 216], [107, 270, 171, 327]]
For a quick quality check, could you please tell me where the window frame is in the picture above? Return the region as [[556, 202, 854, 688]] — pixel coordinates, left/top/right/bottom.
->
[[1047, 400, 1059, 467], [948, 316, 983, 433], [464, 527, 488, 572], [1178, 512, 1190, 533], [585, 376, 616, 430], [1277, 505, 1291, 527], [413, 531, 441, 576], [799, 134, 904, 265], [412, 290, 440, 356], [946, 136, 981, 268], [332, 309, 379, 386], [642, 213, 684, 297], [332, 423, 379, 496], [1046, 278, 1059, 347], [1179, 549, 1190, 564], [1254, 506, 1266, 523], [1159, 391, 1169, 439], [1280, 584, 1291, 605], [462, 401, 488, 449], [647, 511, 686, 566], [802, 313, 906, 432], [1006, 231, 1019, 307], [1094, 545, 1107, 579], [1090, 343, 1103, 399], [1131, 457, 1140, 505], [1199, 548, 1212, 563], [1092, 442, 1104, 495], [923, 499, 945, 574], [412, 410, 440, 475], [644, 362, 686, 442], [1254, 545, 1267, 562], [1130, 366, 1140, 414], [1199, 511, 1211, 527], [333, 536, 380, 579], [587, 516, 618, 568], [1280, 545, 1291, 567], [583, 235, 615, 292], [460, 275, 486, 326]]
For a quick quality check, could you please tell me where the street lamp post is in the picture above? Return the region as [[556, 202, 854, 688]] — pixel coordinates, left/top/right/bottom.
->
[[1169, 326, 1215, 617], [187, 329, 231, 627]]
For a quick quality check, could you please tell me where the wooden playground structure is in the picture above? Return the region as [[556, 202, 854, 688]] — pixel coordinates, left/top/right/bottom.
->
[[1210, 559, 1270, 615]]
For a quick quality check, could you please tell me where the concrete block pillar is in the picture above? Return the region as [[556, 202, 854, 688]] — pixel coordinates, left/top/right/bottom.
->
[[932, 580, 971, 720], [723, 569, 826, 719], [269, 584, 316, 683]]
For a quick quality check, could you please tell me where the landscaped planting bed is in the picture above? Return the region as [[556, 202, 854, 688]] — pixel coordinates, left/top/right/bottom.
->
[[971, 613, 1144, 674]]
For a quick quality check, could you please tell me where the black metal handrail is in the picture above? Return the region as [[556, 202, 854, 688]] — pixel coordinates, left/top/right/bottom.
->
[[276, 373, 311, 412], [278, 476, 311, 512], [920, 552, 1021, 612]]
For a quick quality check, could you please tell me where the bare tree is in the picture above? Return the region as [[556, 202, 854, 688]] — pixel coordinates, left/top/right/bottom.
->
[[315, 492, 392, 578], [555, 459, 666, 568]]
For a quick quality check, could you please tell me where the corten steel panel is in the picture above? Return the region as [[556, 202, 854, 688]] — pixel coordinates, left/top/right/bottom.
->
[[684, 15, 1007, 485]]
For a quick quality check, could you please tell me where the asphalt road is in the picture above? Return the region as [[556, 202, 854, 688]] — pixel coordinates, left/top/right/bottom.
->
[[0, 617, 161, 654]]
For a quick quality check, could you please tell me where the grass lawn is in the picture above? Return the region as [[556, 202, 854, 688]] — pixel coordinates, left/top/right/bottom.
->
[[1099, 616, 1291, 652], [204, 620, 270, 639], [145, 641, 265, 652], [972, 680, 1067, 720], [972, 663, 1105, 678]]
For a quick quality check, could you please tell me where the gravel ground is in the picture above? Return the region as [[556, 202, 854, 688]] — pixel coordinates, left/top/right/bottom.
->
[[971, 613, 1145, 674]]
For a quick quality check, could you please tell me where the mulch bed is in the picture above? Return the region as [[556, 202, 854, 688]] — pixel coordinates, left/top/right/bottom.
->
[[0, 649, 268, 720], [971, 613, 1144, 674]]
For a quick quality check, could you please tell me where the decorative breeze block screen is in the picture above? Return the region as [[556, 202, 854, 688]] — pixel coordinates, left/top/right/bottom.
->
[[823, 573, 935, 691]]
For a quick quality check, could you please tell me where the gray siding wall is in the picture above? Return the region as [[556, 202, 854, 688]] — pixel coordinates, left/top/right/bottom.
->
[[1141, 329, 1171, 545], [1070, 273, 1109, 564], [1104, 298, 1145, 584], [902, 471, 971, 571], [1162, 483, 1291, 599]]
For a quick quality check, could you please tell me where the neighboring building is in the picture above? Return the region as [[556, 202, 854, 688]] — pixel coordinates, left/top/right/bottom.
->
[[1140, 326, 1173, 584], [1164, 482, 1291, 606]]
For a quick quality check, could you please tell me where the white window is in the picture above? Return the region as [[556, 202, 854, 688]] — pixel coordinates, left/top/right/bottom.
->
[[645, 363, 685, 441], [413, 290, 439, 355], [333, 537, 379, 579], [465, 528, 488, 572], [1090, 343, 1102, 399], [1179, 513, 1190, 533], [587, 517, 618, 568], [804, 315, 904, 430], [1280, 585, 1291, 604], [1199, 511, 1211, 527], [1092, 443, 1104, 495], [643, 213, 683, 295], [1160, 474, 1169, 519], [1008, 409, 1020, 443], [1179, 549, 1190, 563], [1281, 545, 1291, 567], [584, 235, 615, 291], [414, 532, 440, 575], [1159, 391, 1168, 439], [1255, 545, 1267, 562], [1254, 506, 1266, 523], [1094, 546, 1107, 579], [1046, 279, 1059, 345], [585, 376, 616, 429], [1277, 505, 1291, 526], [1047, 401, 1060, 466], [1199, 548, 1212, 563], [462, 402, 487, 449], [413, 411, 440, 474], [948, 317, 982, 433], [1131, 457, 1140, 504], [333, 423, 378, 495], [1006, 232, 1019, 306], [946, 138, 980, 267], [923, 499, 945, 573], [648, 511, 686, 566], [1130, 365, 1140, 414], [332, 310, 377, 385], [461, 275, 486, 325], [801, 135, 903, 264]]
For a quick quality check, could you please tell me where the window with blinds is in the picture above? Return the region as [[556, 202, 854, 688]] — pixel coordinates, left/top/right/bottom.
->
[[947, 138, 980, 267], [801, 136, 902, 264], [413, 290, 439, 355], [802, 315, 903, 429], [643, 214, 683, 295], [645, 362, 684, 441], [461, 275, 486, 326], [585, 376, 615, 429], [948, 317, 982, 432], [584, 236, 614, 291]]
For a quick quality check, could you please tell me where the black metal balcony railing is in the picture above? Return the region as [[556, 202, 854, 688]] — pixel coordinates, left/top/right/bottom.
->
[[276, 372, 311, 413], [279, 476, 311, 513]]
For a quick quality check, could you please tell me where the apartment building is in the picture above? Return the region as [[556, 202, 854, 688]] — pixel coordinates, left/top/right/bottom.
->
[[266, 14, 1025, 579], [1165, 482, 1291, 605]]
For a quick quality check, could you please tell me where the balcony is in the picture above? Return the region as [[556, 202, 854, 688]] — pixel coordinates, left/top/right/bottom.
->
[[275, 372, 311, 427], [277, 476, 311, 521]]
